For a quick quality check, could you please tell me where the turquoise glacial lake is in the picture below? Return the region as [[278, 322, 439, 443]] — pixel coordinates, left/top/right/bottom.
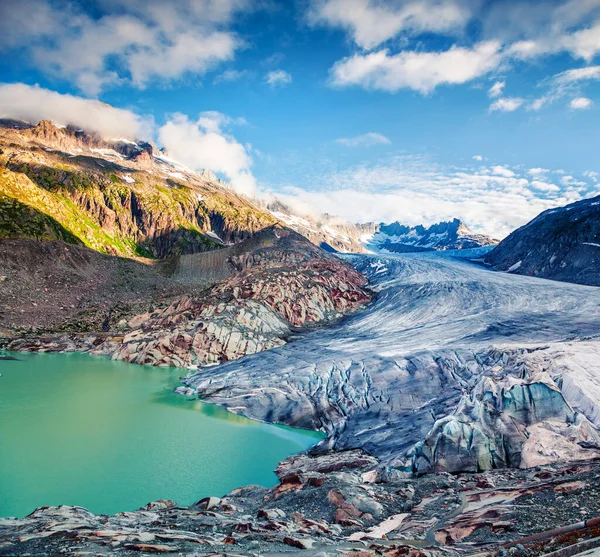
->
[[0, 352, 323, 517]]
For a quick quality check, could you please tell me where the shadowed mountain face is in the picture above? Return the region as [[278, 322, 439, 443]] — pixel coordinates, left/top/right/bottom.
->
[[486, 194, 600, 286], [0, 120, 276, 258]]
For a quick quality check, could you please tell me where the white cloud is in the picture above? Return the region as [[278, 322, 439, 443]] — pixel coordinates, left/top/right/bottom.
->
[[570, 97, 593, 109], [265, 70, 292, 87], [0, 0, 253, 95], [473, 155, 483, 161], [213, 69, 252, 84], [315, 0, 600, 98], [491, 165, 516, 177], [554, 65, 600, 84], [584, 170, 599, 182], [530, 180, 560, 192], [528, 96, 550, 111], [560, 174, 588, 187], [488, 80, 505, 98], [526, 66, 600, 111], [308, 0, 474, 50], [489, 97, 524, 112], [272, 155, 590, 239], [0, 82, 151, 139], [528, 167, 550, 176], [330, 41, 502, 94], [158, 112, 256, 196], [336, 132, 391, 147]]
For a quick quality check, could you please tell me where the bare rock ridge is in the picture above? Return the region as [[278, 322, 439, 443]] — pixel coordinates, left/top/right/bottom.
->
[[0, 119, 276, 258], [267, 199, 497, 254], [3, 226, 371, 368], [486, 193, 600, 286]]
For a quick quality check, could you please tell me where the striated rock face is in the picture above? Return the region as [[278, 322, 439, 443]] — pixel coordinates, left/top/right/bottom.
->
[[4, 227, 371, 368], [486, 193, 600, 286], [96, 227, 371, 368], [0, 119, 276, 258]]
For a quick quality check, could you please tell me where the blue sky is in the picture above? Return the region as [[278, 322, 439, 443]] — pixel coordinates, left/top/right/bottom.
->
[[0, 0, 599, 237]]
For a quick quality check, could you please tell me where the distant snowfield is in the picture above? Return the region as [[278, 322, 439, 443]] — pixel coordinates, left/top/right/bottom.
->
[[184, 252, 600, 472]]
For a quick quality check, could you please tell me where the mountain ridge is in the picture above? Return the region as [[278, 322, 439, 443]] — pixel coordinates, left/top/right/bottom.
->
[[0, 119, 276, 258], [267, 200, 498, 254], [486, 193, 600, 286]]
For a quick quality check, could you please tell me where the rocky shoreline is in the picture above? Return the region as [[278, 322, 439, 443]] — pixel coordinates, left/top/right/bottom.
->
[[3, 449, 600, 556]]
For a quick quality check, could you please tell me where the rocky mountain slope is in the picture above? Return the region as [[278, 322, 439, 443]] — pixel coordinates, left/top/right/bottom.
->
[[267, 199, 377, 253], [0, 119, 276, 258], [3, 226, 371, 367], [486, 194, 600, 286], [268, 200, 496, 254]]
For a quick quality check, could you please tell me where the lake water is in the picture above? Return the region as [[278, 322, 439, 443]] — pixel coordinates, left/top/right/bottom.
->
[[0, 352, 323, 518]]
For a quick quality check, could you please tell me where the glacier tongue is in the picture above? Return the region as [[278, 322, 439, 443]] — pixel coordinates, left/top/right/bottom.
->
[[182, 252, 600, 475]]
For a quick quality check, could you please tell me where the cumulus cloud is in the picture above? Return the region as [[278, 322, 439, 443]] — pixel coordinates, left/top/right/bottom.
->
[[265, 70, 292, 87], [313, 0, 600, 98], [158, 112, 256, 196], [308, 0, 473, 50], [330, 41, 502, 93], [489, 97, 524, 112], [0, 0, 254, 95], [528, 167, 550, 176], [336, 132, 391, 147], [271, 155, 592, 239], [570, 97, 593, 109], [473, 155, 483, 161], [491, 165, 516, 177], [488, 80, 505, 98], [0, 82, 151, 139]]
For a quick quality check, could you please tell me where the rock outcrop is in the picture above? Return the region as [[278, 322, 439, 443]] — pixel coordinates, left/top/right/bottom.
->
[[3, 227, 371, 368], [486, 193, 600, 286]]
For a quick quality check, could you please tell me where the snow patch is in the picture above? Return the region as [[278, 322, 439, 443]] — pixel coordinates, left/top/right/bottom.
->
[[507, 260, 522, 272], [205, 230, 223, 242]]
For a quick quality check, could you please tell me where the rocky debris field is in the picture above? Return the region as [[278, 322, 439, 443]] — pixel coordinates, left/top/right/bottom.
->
[[0, 238, 193, 333], [2, 226, 371, 368], [2, 449, 600, 556]]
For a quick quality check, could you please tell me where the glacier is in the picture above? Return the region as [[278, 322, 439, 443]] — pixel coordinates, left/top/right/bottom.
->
[[182, 251, 600, 475]]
